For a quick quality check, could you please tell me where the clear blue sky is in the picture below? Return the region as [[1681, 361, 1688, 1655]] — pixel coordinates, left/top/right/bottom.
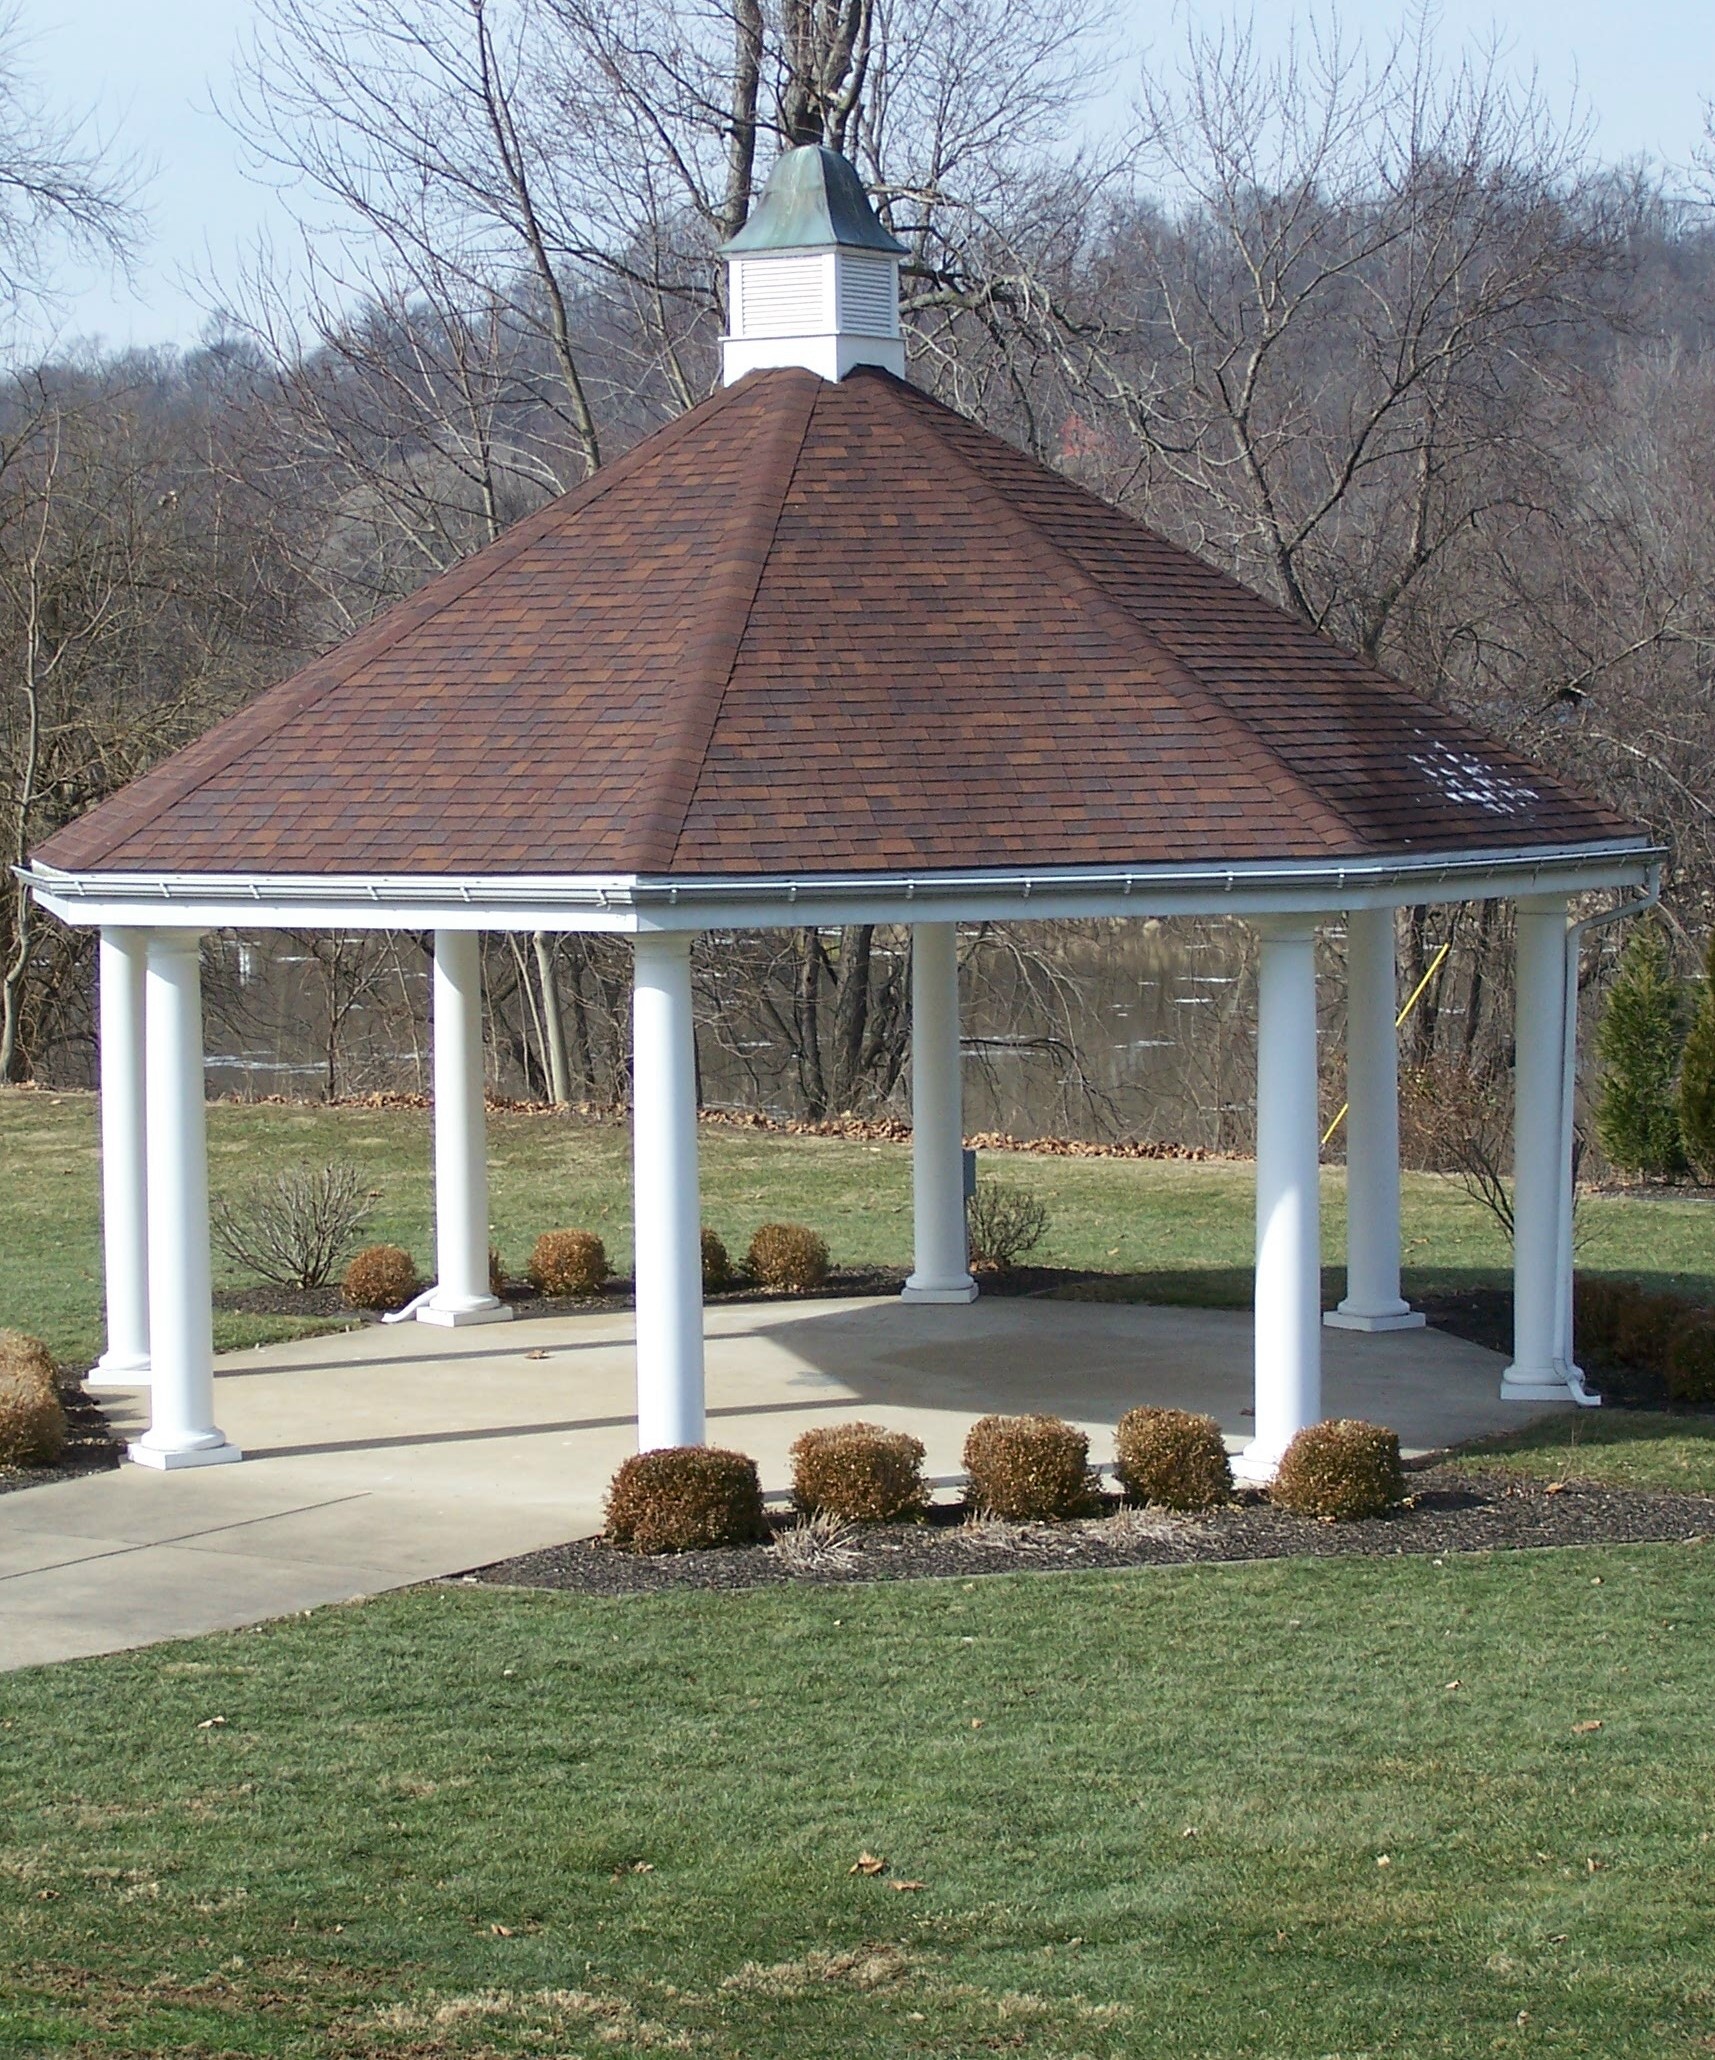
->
[[19, 0, 1715, 356]]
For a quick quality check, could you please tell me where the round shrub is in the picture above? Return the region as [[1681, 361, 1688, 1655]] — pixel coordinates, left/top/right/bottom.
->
[[962, 1413, 1092, 1521], [529, 1229, 609, 1297], [791, 1421, 928, 1524], [1665, 1312, 1715, 1406], [0, 1329, 57, 1390], [342, 1244, 420, 1312], [747, 1222, 830, 1292], [1272, 1419, 1405, 1521], [605, 1446, 766, 1553], [702, 1227, 731, 1291], [0, 1367, 66, 1468], [1114, 1407, 1232, 1512], [1612, 1290, 1693, 1374], [1571, 1275, 1643, 1363]]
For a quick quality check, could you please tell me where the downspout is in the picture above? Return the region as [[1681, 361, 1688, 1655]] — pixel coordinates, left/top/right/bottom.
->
[[1554, 864, 1663, 1402]]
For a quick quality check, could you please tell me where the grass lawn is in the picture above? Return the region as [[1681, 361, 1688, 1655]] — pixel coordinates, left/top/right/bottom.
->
[[4, 1090, 1712, 1373], [1454, 1411, 1715, 1496], [4, 1552, 1715, 2057]]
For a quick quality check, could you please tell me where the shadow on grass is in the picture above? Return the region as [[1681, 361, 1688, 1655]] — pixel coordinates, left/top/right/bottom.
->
[[1450, 1408, 1715, 1495]]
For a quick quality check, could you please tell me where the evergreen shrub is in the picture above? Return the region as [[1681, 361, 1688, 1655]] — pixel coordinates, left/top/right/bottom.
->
[[791, 1421, 928, 1523], [605, 1447, 766, 1552], [746, 1223, 829, 1292], [962, 1414, 1092, 1520], [529, 1230, 609, 1297], [1272, 1420, 1405, 1521], [1114, 1407, 1232, 1511], [342, 1244, 420, 1311], [1595, 925, 1686, 1177]]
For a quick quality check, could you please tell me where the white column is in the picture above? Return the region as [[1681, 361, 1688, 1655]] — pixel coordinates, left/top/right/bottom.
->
[[129, 933, 239, 1469], [1504, 896, 1573, 1399], [1327, 906, 1422, 1333], [89, 926, 151, 1386], [632, 932, 705, 1449], [903, 922, 977, 1304], [1236, 918, 1323, 1483], [420, 929, 510, 1326]]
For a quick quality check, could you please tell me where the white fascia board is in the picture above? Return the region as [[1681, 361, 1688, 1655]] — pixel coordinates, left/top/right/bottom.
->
[[23, 839, 1659, 934]]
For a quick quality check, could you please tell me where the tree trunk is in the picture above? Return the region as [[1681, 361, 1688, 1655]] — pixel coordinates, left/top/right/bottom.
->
[[533, 931, 572, 1105]]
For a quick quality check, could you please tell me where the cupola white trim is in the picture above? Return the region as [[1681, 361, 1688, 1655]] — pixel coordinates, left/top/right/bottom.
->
[[720, 146, 907, 384]]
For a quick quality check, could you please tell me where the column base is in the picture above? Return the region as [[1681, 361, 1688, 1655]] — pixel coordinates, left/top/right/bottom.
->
[[128, 1438, 242, 1470], [1232, 1440, 1288, 1486], [87, 1351, 152, 1389], [1324, 1306, 1425, 1333], [901, 1277, 979, 1305], [1502, 1366, 1602, 1407], [417, 1297, 513, 1328]]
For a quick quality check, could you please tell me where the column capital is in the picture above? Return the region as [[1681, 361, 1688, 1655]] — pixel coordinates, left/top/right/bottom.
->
[[633, 929, 695, 962], [1250, 913, 1325, 944], [145, 929, 207, 958]]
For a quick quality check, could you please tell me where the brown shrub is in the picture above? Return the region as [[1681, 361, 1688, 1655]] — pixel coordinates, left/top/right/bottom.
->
[[1114, 1407, 1232, 1512], [1665, 1313, 1715, 1407], [791, 1422, 928, 1524], [962, 1413, 1092, 1521], [746, 1222, 829, 1292], [0, 1368, 66, 1468], [702, 1227, 731, 1291], [0, 1329, 57, 1389], [1272, 1420, 1405, 1521], [489, 1245, 507, 1296], [529, 1230, 609, 1297], [1613, 1290, 1695, 1373], [1571, 1276, 1644, 1362], [604, 1446, 766, 1553], [342, 1244, 420, 1312], [966, 1182, 1051, 1272]]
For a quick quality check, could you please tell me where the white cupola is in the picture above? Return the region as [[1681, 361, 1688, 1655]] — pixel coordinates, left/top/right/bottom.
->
[[719, 144, 907, 385]]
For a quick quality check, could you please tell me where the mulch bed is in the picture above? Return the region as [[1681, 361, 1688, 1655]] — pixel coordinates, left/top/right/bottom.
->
[[456, 1466, 1715, 1597], [0, 1381, 122, 1497], [212, 1264, 1108, 1324]]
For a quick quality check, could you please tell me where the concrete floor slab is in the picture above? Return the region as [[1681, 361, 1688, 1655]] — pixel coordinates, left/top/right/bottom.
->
[[0, 1295, 1561, 1673]]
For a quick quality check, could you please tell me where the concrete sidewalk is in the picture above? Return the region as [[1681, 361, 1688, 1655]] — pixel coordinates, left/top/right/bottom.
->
[[0, 1296, 1555, 1672]]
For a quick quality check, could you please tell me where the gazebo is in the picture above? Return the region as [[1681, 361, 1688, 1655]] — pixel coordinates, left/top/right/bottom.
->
[[27, 147, 1657, 1480]]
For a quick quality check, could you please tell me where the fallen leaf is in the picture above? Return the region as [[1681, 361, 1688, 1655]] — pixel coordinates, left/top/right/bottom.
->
[[1586, 1856, 1604, 1873], [1181, 1826, 1199, 1839], [196, 1716, 227, 1729], [1376, 1855, 1392, 1868], [490, 1923, 513, 1936], [1445, 1680, 1462, 1691], [850, 1852, 887, 1876], [890, 1880, 927, 1893], [1572, 1720, 1604, 1735], [970, 1718, 984, 1730], [524, 1349, 549, 1361], [1545, 1481, 1567, 1495]]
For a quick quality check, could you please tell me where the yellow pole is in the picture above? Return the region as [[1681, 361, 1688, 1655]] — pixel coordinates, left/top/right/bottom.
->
[[1321, 940, 1451, 1148]]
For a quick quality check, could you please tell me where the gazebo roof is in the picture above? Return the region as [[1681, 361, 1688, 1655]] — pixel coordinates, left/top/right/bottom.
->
[[34, 364, 1641, 891]]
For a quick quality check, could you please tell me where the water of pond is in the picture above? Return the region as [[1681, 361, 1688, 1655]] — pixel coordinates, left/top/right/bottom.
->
[[197, 920, 1298, 1149]]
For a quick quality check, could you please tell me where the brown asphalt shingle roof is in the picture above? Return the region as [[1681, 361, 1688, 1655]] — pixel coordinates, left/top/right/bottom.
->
[[35, 366, 1638, 879]]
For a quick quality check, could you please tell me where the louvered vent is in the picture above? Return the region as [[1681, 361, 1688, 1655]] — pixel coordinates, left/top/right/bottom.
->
[[836, 254, 897, 336], [733, 256, 829, 337]]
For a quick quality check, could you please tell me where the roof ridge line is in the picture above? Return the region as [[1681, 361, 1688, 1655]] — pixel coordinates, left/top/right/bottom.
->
[[58, 380, 764, 872], [863, 375, 1358, 851], [632, 373, 822, 872]]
